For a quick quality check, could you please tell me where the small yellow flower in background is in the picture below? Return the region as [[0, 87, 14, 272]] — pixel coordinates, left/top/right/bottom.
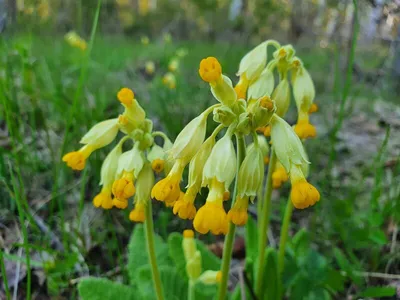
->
[[118, 10, 135, 28], [145, 61, 155, 75], [64, 31, 87, 51], [116, 0, 130, 6], [198, 270, 222, 285], [162, 72, 176, 89], [37, 0, 50, 22], [168, 58, 180, 72], [141, 35, 150, 45], [176, 48, 188, 58]]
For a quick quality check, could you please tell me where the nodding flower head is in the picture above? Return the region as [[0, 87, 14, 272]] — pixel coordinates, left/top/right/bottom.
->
[[93, 187, 114, 210], [289, 164, 320, 209]]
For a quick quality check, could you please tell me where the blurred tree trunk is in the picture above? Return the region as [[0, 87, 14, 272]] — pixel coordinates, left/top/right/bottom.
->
[[7, 0, 16, 23]]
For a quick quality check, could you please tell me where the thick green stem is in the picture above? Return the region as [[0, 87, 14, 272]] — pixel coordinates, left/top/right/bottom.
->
[[278, 197, 294, 275], [188, 280, 195, 300], [217, 135, 247, 300], [255, 149, 277, 299], [145, 202, 164, 300]]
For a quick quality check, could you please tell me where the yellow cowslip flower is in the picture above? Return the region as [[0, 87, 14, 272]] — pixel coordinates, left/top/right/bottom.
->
[[272, 161, 289, 189], [145, 61, 155, 75], [168, 58, 179, 72], [173, 133, 217, 220], [64, 31, 87, 51], [176, 48, 188, 58], [193, 179, 228, 235], [112, 144, 145, 208], [273, 45, 295, 76], [147, 144, 166, 174], [292, 59, 317, 139], [116, 0, 130, 6], [198, 270, 222, 285], [129, 163, 155, 222], [271, 79, 290, 117], [93, 142, 123, 209], [141, 35, 150, 45], [199, 57, 236, 106], [117, 88, 146, 130], [151, 159, 186, 205], [228, 144, 264, 226], [139, 0, 149, 16], [118, 10, 134, 28], [163, 33, 172, 43], [162, 72, 176, 89], [63, 119, 119, 170], [289, 164, 320, 209]]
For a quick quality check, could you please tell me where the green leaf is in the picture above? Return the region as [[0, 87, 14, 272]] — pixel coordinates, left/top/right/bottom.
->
[[245, 216, 258, 261], [368, 229, 388, 245], [306, 288, 331, 300], [302, 250, 328, 283], [324, 269, 345, 292], [263, 248, 279, 300], [292, 228, 310, 258], [135, 265, 187, 300], [359, 286, 396, 298], [128, 224, 171, 284], [333, 248, 362, 285], [78, 278, 136, 300]]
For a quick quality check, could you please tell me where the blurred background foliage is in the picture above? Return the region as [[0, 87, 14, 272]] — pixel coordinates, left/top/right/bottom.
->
[[0, 0, 400, 299]]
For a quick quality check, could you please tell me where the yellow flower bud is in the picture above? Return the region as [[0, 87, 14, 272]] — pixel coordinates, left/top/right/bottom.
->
[[162, 72, 176, 89], [117, 88, 135, 106], [198, 270, 222, 285], [289, 164, 320, 209], [271, 79, 290, 117], [237, 42, 267, 82], [117, 88, 146, 129], [169, 113, 208, 163], [80, 119, 119, 149], [270, 114, 309, 173], [168, 58, 179, 72], [228, 196, 249, 226], [272, 162, 289, 189], [202, 133, 237, 191], [199, 57, 222, 84], [182, 230, 202, 280], [129, 202, 146, 222], [249, 95, 276, 129], [64, 31, 87, 51]]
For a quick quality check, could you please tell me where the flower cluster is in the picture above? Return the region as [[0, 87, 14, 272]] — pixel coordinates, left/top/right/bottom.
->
[[63, 88, 172, 222], [152, 41, 320, 235]]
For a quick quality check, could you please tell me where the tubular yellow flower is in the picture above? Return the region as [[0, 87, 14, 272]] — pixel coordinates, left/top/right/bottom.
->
[[151, 159, 165, 174], [289, 164, 320, 209], [141, 35, 149, 45], [199, 57, 222, 84], [113, 197, 129, 209], [272, 162, 289, 189], [294, 119, 317, 139], [64, 31, 87, 51], [193, 179, 228, 235], [117, 88, 134, 106], [173, 186, 197, 219], [199, 57, 236, 106], [62, 145, 94, 171], [151, 159, 185, 204], [234, 74, 249, 100], [112, 171, 136, 199], [129, 203, 146, 222], [93, 187, 114, 209], [168, 58, 179, 72], [228, 195, 249, 226]]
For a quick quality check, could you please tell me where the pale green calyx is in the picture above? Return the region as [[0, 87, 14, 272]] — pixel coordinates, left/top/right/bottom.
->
[[80, 118, 119, 149], [135, 163, 154, 204], [269, 114, 309, 173], [116, 143, 145, 178], [213, 105, 236, 127], [100, 143, 122, 187], [237, 144, 264, 199], [271, 79, 290, 117], [210, 75, 237, 107]]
